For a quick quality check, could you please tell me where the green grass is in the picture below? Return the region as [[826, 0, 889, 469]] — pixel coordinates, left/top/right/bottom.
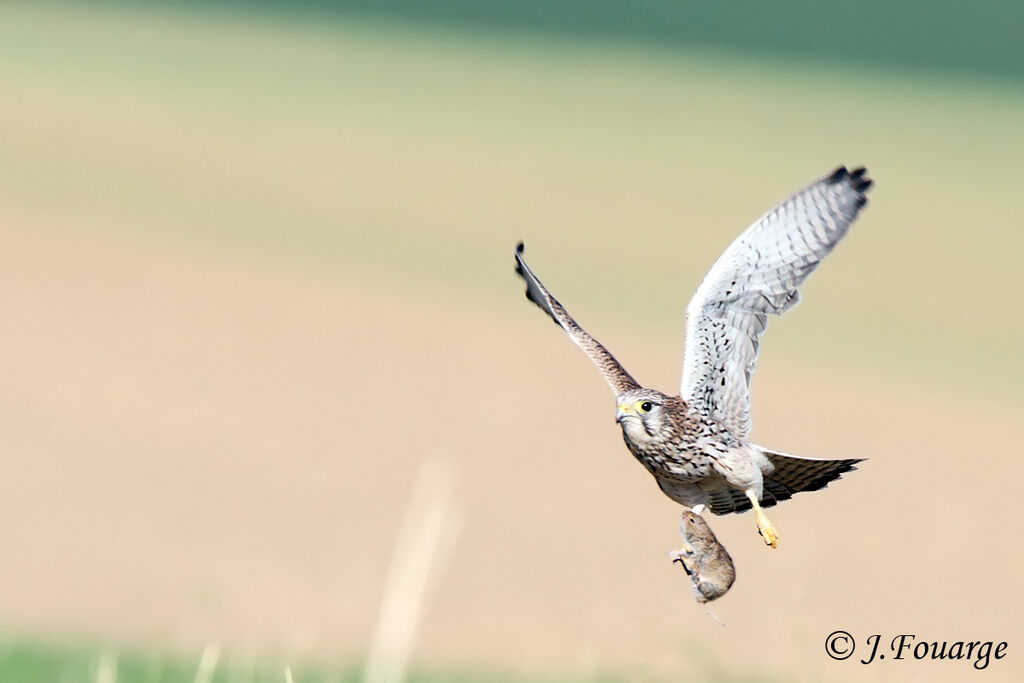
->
[[0, 1, 1021, 404], [78, 0, 1024, 84], [0, 640, 782, 683], [0, 642, 306, 683]]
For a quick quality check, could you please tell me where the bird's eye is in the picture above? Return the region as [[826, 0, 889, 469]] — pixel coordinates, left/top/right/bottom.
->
[[640, 401, 653, 412]]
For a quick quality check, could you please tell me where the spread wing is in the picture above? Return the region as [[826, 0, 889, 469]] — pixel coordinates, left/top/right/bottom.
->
[[680, 166, 873, 437], [515, 243, 641, 395]]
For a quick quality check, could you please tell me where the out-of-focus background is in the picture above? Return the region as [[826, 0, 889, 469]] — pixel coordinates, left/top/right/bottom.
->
[[1, 1, 1022, 681]]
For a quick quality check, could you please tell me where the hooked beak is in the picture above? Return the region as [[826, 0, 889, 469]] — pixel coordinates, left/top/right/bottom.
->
[[615, 405, 630, 424]]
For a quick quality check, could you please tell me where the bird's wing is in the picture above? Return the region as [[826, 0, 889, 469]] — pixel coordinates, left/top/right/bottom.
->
[[515, 243, 641, 395], [680, 166, 872, 437]]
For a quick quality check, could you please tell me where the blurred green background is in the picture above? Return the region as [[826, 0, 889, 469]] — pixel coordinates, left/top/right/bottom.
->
[[115, 0, 1024, 82], [4, 1, 1022, 397], [1, 1, 1022, 682]]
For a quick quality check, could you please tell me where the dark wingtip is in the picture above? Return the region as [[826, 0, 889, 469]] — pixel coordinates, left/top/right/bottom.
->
[[512, 242, 564, 328], [828, 165, 873, 205], [827, 164, 872, 184], [827, 166, 849, 183]]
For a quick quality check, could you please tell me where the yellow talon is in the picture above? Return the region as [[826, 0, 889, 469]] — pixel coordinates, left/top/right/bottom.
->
[[756, 510, 779, 548], [745, 488, 779, 549]]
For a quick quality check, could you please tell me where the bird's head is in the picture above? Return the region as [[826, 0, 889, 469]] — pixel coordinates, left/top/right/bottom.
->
[[616, 388, 676, 444]]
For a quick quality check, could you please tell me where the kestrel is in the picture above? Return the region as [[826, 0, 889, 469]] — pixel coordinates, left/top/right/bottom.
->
[[514, 166, 872, 548]]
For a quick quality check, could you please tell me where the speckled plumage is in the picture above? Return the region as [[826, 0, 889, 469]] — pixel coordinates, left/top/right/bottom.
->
[[514, 166, 872, 545]]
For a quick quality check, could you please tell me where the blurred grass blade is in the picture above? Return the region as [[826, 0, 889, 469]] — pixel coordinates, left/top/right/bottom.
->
[[95, 651, 117, 683], [192, 643, 220, 683], [363, 460, 463, 683]]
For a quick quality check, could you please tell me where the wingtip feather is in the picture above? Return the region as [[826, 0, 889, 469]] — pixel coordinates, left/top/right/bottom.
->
[[827, 164, 872, 189], [514, 241, 527, 276], [826, 165, 873, 211], [826, 166, 849, 183]]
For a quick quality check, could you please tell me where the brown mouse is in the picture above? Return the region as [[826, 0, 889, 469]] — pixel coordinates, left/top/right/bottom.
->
[[670, 510, 736, 604]]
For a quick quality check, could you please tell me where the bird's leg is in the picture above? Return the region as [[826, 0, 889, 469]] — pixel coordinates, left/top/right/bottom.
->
[[744, 489, 779, 548]]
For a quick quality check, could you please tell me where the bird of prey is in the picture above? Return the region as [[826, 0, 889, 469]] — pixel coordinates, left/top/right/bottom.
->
[[514, 166, 871, 548]]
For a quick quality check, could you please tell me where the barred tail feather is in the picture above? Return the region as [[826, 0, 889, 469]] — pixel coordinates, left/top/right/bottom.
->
[[759, 447, 863, 507], [705, 447, 863, 515]]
